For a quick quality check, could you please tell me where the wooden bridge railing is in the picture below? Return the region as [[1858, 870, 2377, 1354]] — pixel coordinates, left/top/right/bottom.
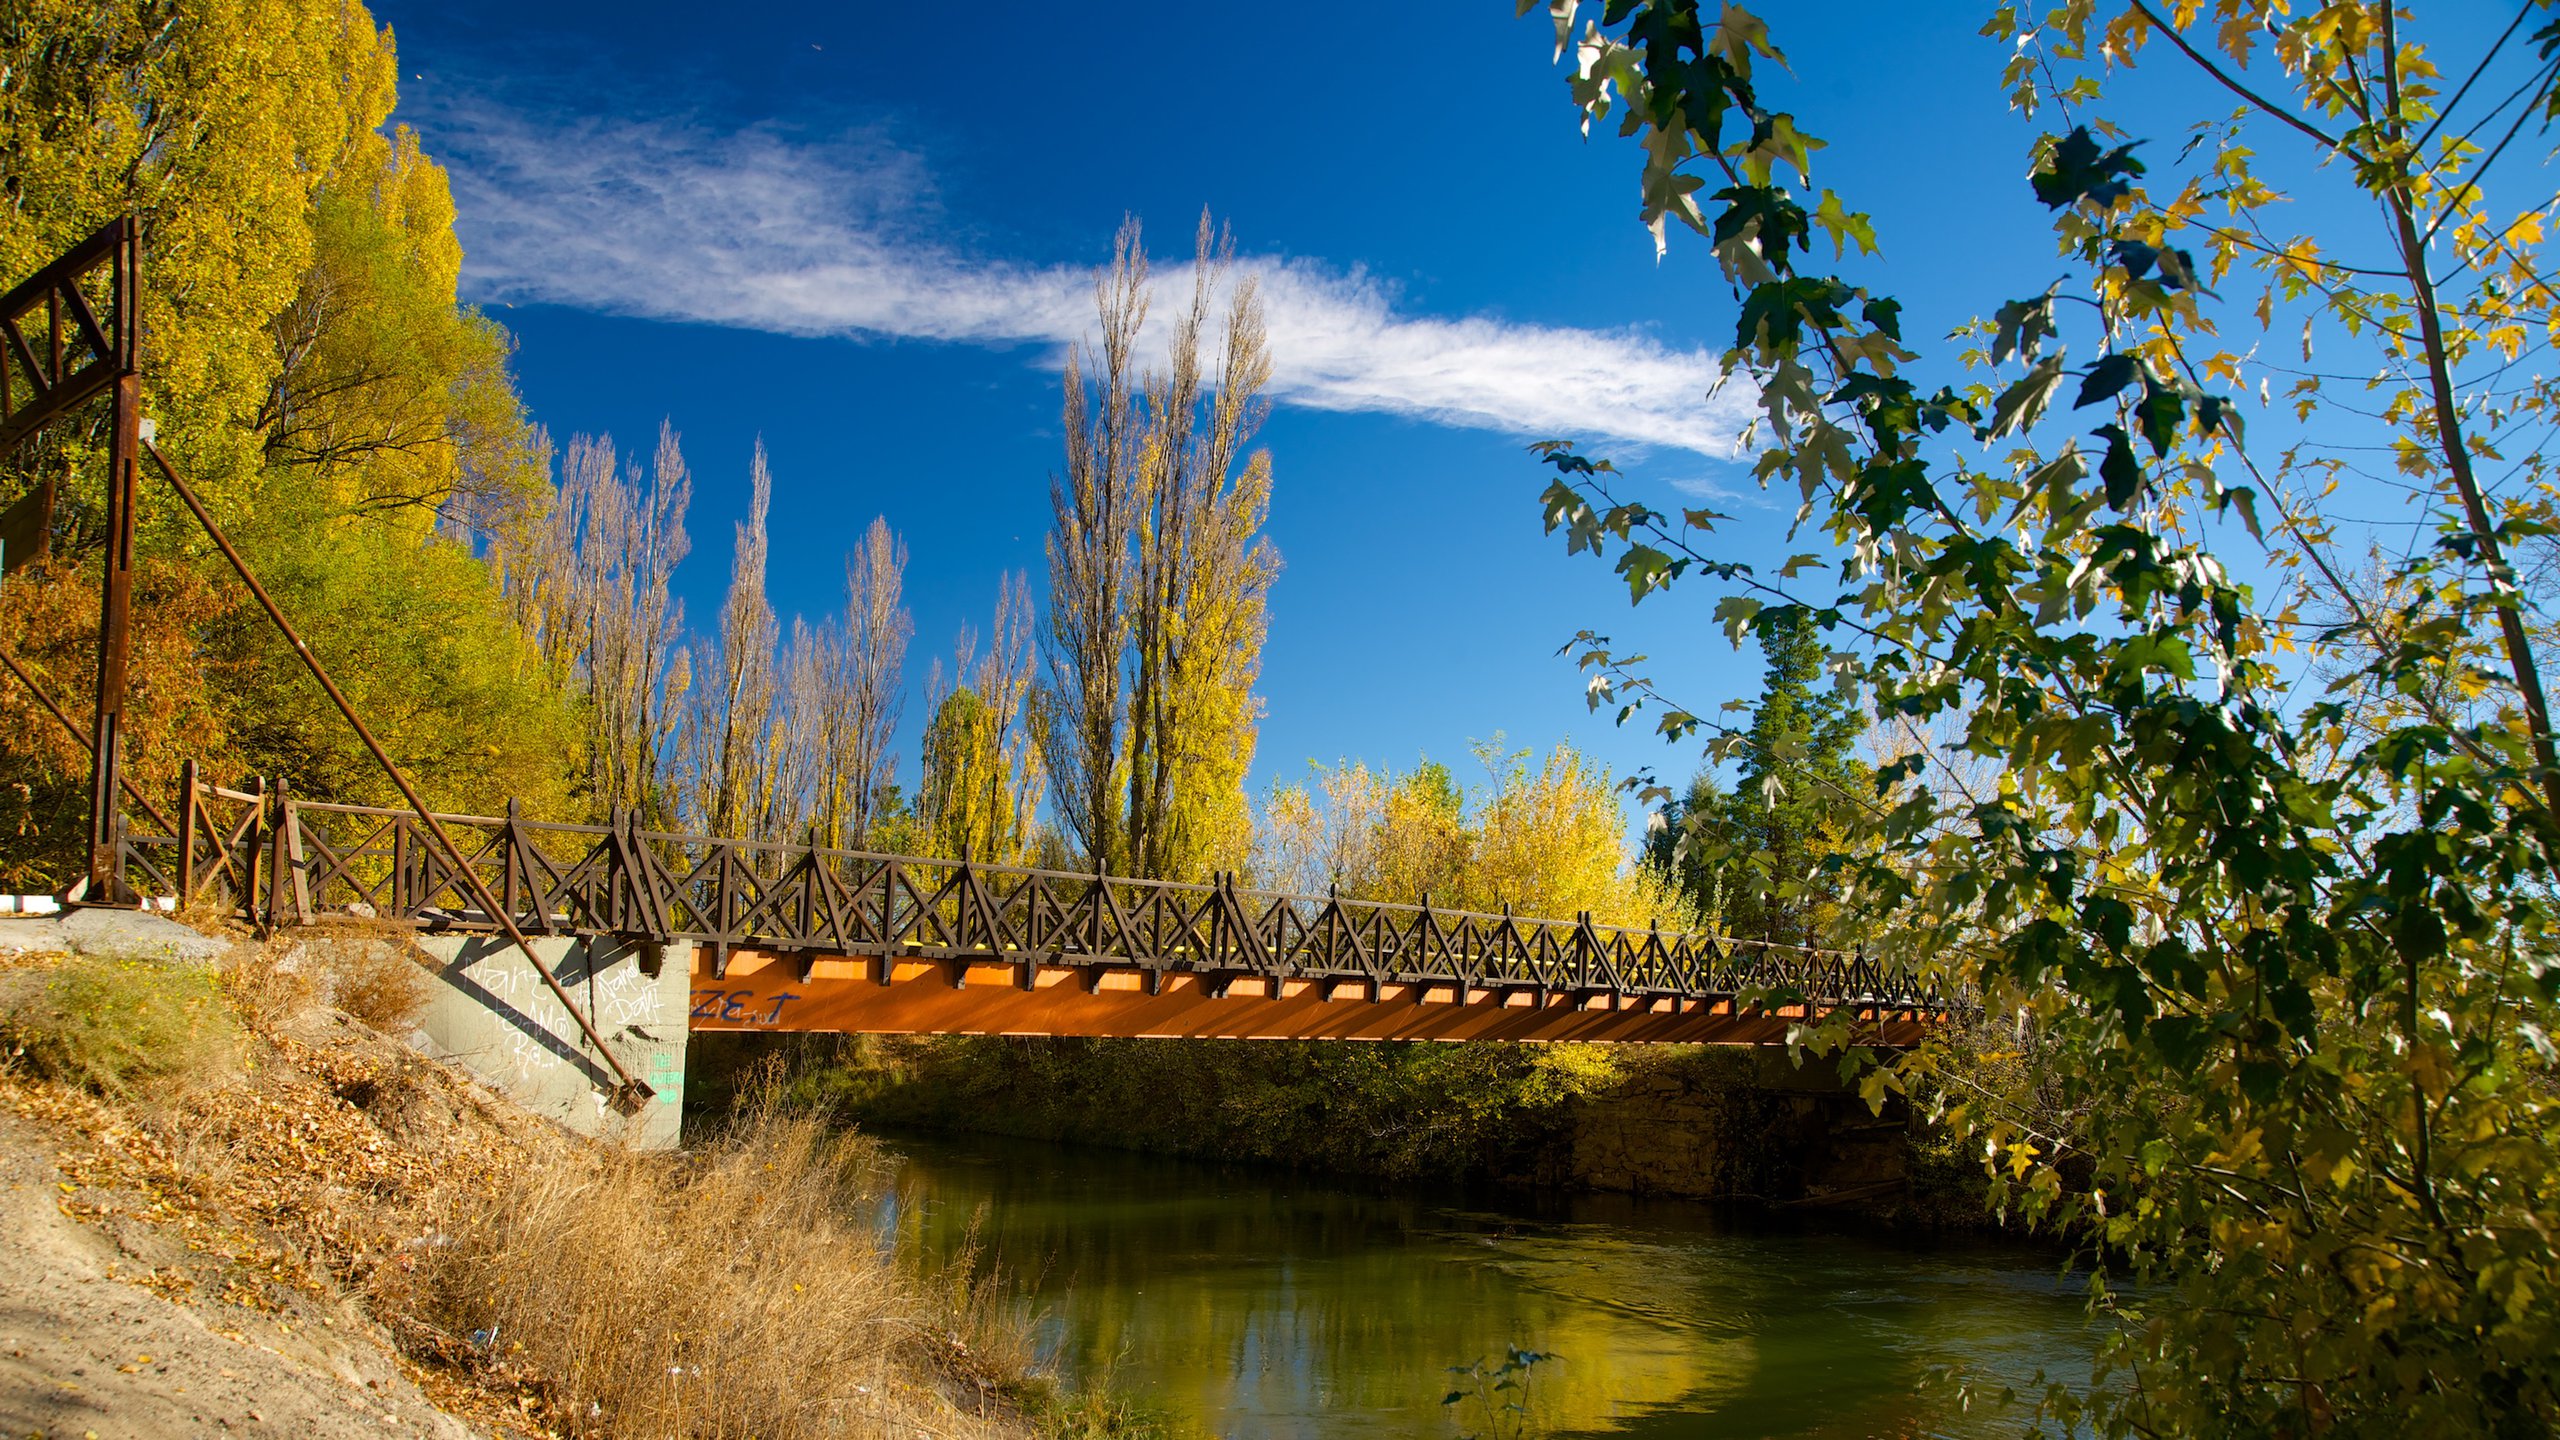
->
[[118, 782, 1950, 1017]]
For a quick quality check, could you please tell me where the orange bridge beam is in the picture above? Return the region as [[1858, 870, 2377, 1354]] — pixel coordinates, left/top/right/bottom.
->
[[688, 950, 1939, 1046]]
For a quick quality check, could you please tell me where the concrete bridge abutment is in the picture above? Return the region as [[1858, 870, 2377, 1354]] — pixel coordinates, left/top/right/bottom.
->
[[407, 933, 692, 1150]]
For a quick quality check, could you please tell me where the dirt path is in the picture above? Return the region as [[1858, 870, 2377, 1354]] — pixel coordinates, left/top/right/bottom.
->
[[0, 1110, 482, 1440]]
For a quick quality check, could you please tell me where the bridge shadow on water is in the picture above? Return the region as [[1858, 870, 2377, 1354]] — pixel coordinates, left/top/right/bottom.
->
[[868, 1129, 2106, 1439]]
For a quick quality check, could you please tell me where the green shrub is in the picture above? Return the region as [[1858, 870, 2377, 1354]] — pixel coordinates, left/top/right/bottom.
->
[[2, 955, 239, 1097]]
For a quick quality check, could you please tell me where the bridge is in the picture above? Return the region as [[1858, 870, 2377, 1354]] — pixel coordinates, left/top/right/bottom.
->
[[2, 217, 1948, 1144], [117, 780, 1946, 1048]]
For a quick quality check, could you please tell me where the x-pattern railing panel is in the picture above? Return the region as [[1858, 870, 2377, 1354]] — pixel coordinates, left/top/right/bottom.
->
[[168, 799, 1955, 1013]]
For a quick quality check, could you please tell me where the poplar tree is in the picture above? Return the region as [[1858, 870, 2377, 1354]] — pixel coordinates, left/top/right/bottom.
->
[[683, 442, 781, 839], [836, 516, 910, 847], [480, 425, 691, 824], [1039, 221, 1147, 871], [1038, 215, 1279, 879]]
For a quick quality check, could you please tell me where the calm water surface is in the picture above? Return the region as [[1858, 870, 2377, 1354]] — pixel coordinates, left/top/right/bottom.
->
[[878, 1130, 2102, 1439]]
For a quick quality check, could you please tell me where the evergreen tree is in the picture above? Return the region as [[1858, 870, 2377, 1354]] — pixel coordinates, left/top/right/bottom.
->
[[1646, 606, 1864, 946]]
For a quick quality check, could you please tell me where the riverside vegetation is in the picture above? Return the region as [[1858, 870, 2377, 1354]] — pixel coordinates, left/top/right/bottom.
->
[[0, 932, 1152, 1438], [1530, 1, 2560, 1433]]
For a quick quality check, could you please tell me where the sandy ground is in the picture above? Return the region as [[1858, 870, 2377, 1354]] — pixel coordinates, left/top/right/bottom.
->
[[0, 1108, 482, 1440]]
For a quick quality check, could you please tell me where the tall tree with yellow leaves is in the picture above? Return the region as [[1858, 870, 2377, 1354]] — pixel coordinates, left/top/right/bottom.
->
[[1039, 215, 1279, 880], [0, 0, 579, 884], [920, 572, 1041, 862]]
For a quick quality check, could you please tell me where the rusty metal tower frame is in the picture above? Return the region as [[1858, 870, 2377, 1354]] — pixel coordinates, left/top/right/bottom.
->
[[0, 217, 140, 901]]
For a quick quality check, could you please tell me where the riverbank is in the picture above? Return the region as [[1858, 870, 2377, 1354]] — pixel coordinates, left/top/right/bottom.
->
[[691, 1033, 1992, 1229], [0, 922, 1136, 1439]]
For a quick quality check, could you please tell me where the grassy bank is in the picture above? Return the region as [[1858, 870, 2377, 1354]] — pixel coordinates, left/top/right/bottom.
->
[[0, 936, 1147, 1438]]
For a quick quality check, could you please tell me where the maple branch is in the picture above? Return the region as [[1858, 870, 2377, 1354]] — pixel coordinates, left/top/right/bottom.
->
[[2126, 0, 2345, 153]]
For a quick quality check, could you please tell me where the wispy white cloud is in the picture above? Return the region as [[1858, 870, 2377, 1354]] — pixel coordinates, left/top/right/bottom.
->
[[425, 104, 1753, 458], [1663, 473, 1780, 510]]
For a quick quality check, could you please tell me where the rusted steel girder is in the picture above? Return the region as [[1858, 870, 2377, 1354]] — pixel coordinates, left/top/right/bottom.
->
[[86, 364, 137, 898], [0, 217, 141, 900]]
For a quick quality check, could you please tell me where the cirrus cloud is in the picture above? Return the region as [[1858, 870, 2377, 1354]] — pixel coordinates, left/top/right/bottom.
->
[[424, 102, 1753, 459]]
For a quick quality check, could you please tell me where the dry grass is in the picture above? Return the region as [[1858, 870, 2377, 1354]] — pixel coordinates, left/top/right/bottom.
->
[[216, 930, 430, 1035], [217, 938, 315, 1030], [319, 943, 430, 1031], [399, 1093, 1040, 1438]]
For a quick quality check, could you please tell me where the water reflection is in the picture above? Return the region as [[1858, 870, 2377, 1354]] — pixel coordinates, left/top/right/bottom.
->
[[878, 1131, 2097, 1438]]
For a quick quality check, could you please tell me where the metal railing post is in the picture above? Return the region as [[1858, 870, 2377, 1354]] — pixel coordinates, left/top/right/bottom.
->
[[175, 757, 198, 904]]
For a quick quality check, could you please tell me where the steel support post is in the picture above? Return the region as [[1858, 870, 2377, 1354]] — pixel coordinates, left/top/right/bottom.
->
[[83, 367, 138, 899], [70, 219, 141, 904]]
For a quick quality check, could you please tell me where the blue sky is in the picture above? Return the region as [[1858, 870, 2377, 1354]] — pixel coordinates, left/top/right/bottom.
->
[[373, 2, 2162, 816]]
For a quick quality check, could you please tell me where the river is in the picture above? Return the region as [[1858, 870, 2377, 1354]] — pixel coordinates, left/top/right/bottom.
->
[[877, 1130, 2104, 1438]]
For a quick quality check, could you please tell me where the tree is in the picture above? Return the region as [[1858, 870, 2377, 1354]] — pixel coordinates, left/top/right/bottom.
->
[[476, 424, 693, 823], [261, 124, 543, 525], [1639, 769, 1727, 925], [682, 442, 782, 839], [1123, 214, 1280, 880], [1038, 214, 1279, 880], [1531, 2, 2560, 1432], [1, 0, 395, 506], [919, 573, 1040, 863], [220, 519, 579, 816], [834, 516, 910, 848], [1038, 220, 1147, 871], [1257, 758, 1469, 902], [1645, 606, 1866, 946], [0, 0, 583, 884], [1464, 743, 1677, 923], [1254, 743, 1673, 926], [775, 613, 835, 841], [582, 427, 693, 824]]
